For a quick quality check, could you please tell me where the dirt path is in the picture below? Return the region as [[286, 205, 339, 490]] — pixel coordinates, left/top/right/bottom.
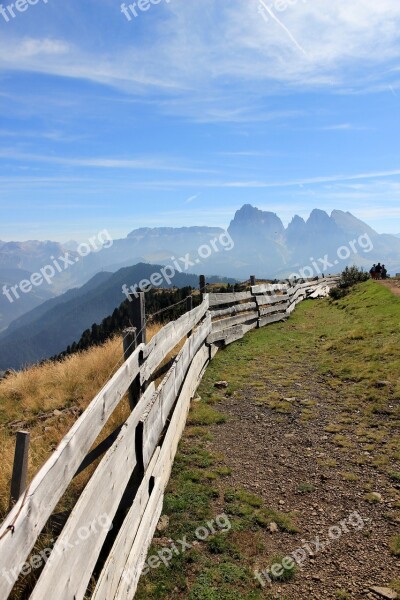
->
[[377, 279, 400, 297], [201, 306, 400, 599], [208, 363, 398, 598]]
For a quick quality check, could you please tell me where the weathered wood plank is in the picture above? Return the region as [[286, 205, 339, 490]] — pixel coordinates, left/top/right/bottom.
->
[[140, 315, 211, 469], [154, 344, 210, 487], [255, 293, 288, 307], [116, 346, 209, 599], [241, 321, 258, 335], [207, 323, 244, 344], [259, 302, 289, 317], [211, 311, 259, 334], [30, 383, 156, 600], [208, 291, 252, 307], [141, 298, 209, 383], [258, 312, 288, 328], [91, 449, 160, 600], [114, 481, 164, 600], [251, 283, 288, 295], [210, 301, 256, 319], [0, 344, 144, 599], [308, 285, 329, 299]]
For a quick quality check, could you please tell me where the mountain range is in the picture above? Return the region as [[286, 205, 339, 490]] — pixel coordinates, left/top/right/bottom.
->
[[0, 264, 233, 371], [1, 205, 399, 355]]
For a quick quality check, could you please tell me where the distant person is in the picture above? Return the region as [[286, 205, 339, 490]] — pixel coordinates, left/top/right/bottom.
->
[[381, 265, 388, 279], [375, 263, 382, 280], [370, 264, 377, 280]]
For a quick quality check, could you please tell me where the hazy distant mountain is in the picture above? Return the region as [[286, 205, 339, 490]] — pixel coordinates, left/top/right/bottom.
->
[[221, 205, 400, 278], [0, 268, 56, 332], [0, 264, 234, 370], [0, 228, 226, 327], [2, 205, 400, 331]]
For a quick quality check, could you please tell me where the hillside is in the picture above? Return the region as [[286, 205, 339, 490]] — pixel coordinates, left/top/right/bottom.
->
[[0, 280, 399, 599], [0, 321, 163, 520], [0, 265, 233, 371], [136, 281, 400, 600], [0, 268, 56, 332]]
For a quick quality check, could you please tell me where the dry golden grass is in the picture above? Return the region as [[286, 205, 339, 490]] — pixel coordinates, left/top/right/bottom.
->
[[0, 322, 162, 518]]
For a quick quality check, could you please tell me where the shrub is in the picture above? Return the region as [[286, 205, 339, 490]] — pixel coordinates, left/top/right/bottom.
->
[[330, 266, 369, 299]]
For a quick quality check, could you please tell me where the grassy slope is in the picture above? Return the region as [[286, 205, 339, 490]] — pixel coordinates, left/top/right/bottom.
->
[[136, 281, 400, 599], [0, 323, 162, 519]]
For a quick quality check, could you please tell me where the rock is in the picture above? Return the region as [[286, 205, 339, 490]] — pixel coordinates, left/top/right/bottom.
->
[[370, 587, 398, 599], [214, 381, 229, 389], [53, 409, 62, 416], [157, 515, 169, 533], [269, 522, 279, 533]]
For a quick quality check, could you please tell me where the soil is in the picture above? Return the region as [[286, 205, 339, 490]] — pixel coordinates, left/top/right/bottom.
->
[[378, 280, 400, 297], [206, 355, 400, 599]]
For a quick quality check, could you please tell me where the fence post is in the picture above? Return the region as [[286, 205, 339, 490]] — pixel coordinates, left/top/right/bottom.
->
[[186, 295, 194, 338], [124, 293, 147, 409], [128, 292, 147, 345], [10, 430, 30, 509], [122, 327, 138, 409], [250, 275, 256, 287], [199, 275, 206, 298]]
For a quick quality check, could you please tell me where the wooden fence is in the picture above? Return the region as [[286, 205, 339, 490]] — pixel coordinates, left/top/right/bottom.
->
[[0, 276, 338, 600]]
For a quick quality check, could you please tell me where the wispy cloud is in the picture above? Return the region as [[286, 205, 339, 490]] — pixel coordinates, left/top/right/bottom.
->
[[0, 150, 216, 174]]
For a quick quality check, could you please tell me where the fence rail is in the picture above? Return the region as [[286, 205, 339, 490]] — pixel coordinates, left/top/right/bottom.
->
[[0, 275, 339, 600]]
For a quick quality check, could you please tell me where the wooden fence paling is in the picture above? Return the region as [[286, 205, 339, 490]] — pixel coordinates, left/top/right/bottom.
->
[[0, 343, 144, 599], [30, 383, 156, 600], [140, 314, 212, 469], [141, 298, 209, 384], [116, 344, 210, 600], [258, 302, 289, 318], [199, 275, 206, 296], [123, 328, 138, 409], [210, 311, 259, 334], [115, 481, 164, 600], [209, 291, 252, 307], [9, 431, 30, 509], [92, 449, 161, 600], [210, 301, 257, 319], [128, 293, 147, 345]]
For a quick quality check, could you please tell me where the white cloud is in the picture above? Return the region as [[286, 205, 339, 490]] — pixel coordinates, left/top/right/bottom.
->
[[1, 0, 400, 105]]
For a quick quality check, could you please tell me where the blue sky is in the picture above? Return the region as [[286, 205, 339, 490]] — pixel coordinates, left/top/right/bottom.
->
[[1, 0, 400, 241]]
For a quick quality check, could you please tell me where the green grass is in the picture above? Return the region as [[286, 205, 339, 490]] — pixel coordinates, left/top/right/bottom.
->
[[297, 482, 316, 494]]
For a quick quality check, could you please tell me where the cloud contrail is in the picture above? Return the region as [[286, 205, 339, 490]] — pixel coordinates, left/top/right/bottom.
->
[[258, 0, 308, 57]]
